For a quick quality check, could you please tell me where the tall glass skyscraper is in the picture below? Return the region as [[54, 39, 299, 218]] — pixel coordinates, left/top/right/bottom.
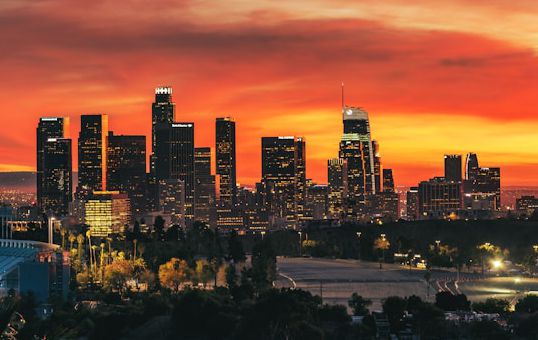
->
[[261, 136, 305, 228], [107, 133, 147, 216], [37, 117, 69, 210], [195, 147, 216, 227], [216, 117, 237, 206], [42, 138, 72, 216], [78, 114, 108, 197], [151, 87, 175, 175], [444, 154, 462, 182], [342, 106, 376, 194], [154, 122, 195, 223]]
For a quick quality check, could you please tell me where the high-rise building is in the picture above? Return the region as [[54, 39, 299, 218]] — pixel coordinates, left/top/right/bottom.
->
[[151, 87, 175, 175], [444, 154, 462, 182], [382, 169, 395, 193], [327, 158, 347, 219], [158, 179, 185, 227], [41, 138, 73, 216], [37, 117, 69, 210], [107, 133, 147, 216], [475, 167, 501, 210], [465, 153, 479, 181], [342, 106, 376, 194], [406, 186, 419, 220], [462, 153, 501, 212], [78, 114, 108, 196], [84, 191, 131, 237], [194, 147, 216, 227], [418, 177, 462, 218], [295, 137, 307, 221], [261, 136, 304, 228], [373, 140, 382, 193], [216, 118, 237, 206], [154, 122, 195, 223], [306, 185, 328, 220], [516, 196, 538, 216]]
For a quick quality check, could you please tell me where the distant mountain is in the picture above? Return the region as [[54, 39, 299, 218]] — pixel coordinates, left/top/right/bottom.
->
[[0, 172, 36, 192], [0, 172, 79, 193]]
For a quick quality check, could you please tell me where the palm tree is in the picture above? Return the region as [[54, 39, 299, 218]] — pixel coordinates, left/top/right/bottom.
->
[[60, 228, 67, 249], [77, 234, 85, 260], [374, 234, 390, 269], [68, 233, 76, 251]]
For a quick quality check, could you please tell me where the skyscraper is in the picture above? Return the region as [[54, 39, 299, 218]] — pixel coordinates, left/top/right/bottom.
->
[[78, 114, 108, 196], [465, 153, 479, 181], [327, 158, 347, 219], [37, 117, 69, 209], [194, 147, 216, 227], [339, 133, 366, 217], [41, 138, 72, 216], [216, 118, 237, 206], [406, 186, 419, 220], [444, 154, 462, 182], [261, 136, 304, 228], [342, 106, 376, 194], [154, 122, 195, 223], [151, 87, 175, 175], [373, 140, 382, 193], [382, 169, 395, 193], [107, 133, 147, 216], [295, 137, 307, 221]]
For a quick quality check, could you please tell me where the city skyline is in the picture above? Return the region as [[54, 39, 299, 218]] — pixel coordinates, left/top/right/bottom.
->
[[2, 1, 538, 186]]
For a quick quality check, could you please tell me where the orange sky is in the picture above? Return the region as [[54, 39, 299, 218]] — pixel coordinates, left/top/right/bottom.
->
[[1, 0, 538, 186]]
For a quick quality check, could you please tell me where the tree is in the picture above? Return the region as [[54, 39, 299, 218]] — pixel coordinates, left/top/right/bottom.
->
[[473, 298, 509, 314], [153, 216, 165, 240], [348, 293, 371, 316], [373, 235, 390, 269], [382, 296, 407, 331], [158, 258, 192, 292], [251, 238, 277, 293], [103, 259, 133, 293], [515, 295, 538, 313], [435, 292, 470, 311], [195, 259, 214, 287], [227, 230, 246, 263]]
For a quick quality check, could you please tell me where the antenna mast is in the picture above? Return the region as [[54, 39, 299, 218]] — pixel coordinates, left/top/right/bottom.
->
[[341, 82, 345, 109]]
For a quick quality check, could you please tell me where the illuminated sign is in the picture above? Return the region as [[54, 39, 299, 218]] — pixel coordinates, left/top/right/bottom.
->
[[172, 123, 193, 128], [155, 87, 172, 95]]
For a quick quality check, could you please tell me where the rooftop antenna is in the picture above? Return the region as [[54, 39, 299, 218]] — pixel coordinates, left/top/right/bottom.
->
[[341, 82, 345, 109]]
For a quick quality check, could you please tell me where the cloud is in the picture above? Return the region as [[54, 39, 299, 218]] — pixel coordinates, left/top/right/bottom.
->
[[0, 1, 538, 186]]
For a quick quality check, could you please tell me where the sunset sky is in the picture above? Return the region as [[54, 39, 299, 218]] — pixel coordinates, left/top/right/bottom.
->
[[1, 0, 538, 186]]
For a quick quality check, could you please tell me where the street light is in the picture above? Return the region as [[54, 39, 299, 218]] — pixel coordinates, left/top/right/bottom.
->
[[356, 232, 362, 261], [298, 231, 302, 257]]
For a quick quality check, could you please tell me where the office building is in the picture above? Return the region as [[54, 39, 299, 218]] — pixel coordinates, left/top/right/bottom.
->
[[327, 158, 347, 219], [37, 117, 69, 210], [159, 179, 185, 227], [516, 196, 538, 217], [194, 147, 216, 227], [382, 169, 395, 193], [216, 118, 237, 205], [41, 138, 73, 216], [418, 177, 462, 218], [261, 136, 305, 228], [465, 153, 479, 181], [154, 122, 195, 223], [444, 154, 462, 182], [151, 87, 175, 175], [78, 114, 108, 196], [342, 106, 376, 194], [107, 133, 146, 216], [406, 186, 419, 220], [84, 191, 131, 237]]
